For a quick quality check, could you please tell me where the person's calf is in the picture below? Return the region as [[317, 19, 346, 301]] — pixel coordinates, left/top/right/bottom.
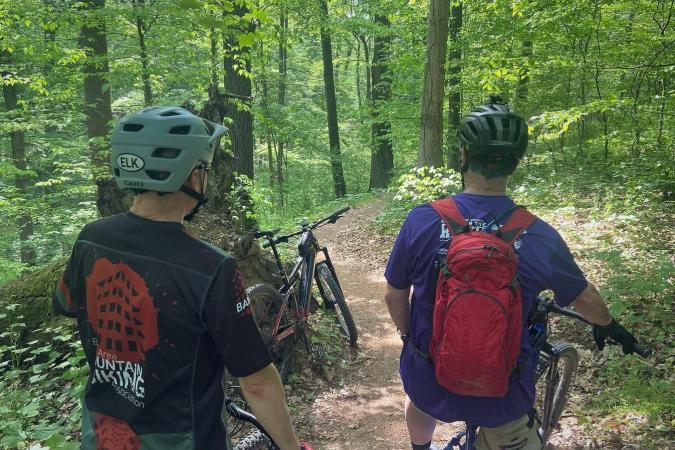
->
[[405, 396, 437, 448]]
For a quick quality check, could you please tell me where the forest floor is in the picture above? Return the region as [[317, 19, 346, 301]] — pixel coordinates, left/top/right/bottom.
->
[[282, 198, 663, 450]]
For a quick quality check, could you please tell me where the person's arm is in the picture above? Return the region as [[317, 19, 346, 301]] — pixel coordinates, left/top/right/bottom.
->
[[385, 284, 411, 335], [238, 364, 301, 450], [570, 282, 641, 353], [569, 283, 611, 326]]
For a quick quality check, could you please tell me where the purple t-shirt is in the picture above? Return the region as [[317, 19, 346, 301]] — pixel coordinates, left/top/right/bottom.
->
[[384, 193, 588, 427]]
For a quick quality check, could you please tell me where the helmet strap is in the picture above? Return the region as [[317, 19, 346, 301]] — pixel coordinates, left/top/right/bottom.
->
[[179, 185, 209, 222]]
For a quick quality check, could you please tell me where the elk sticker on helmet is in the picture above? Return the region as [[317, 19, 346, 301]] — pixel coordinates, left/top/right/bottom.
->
[[117, 153, 145, 172]]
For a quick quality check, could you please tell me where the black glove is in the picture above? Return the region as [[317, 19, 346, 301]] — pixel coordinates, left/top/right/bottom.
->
[[592, 318, 638, 354]]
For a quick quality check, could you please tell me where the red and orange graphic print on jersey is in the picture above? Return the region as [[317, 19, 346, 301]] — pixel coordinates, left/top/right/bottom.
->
[[94, 413, 141, 450], [86, 258, 159, 362]]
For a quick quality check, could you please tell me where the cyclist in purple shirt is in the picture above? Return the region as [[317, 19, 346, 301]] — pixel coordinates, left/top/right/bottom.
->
[[384, 99, 640, 450]]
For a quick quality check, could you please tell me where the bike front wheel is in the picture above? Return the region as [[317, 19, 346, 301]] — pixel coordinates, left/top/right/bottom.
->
[[232, 430, 277, 450], [247, 284, 296, 382], [535, 340, 579, 442], [314, 261, 358, 346]]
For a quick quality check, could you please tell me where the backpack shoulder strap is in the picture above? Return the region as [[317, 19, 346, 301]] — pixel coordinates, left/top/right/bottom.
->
[[430, 198, 468, 236], [497, 206, 537, 244]]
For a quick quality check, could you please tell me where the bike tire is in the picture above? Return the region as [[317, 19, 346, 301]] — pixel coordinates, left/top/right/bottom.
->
[[232, 431, 276, 450], [536, 340, 579, 442], [314, 261, 358, 346], [247, 284, 296, 382]]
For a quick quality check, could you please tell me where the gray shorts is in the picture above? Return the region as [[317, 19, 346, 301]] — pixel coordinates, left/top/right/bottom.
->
[[475, 412, 544, 450]]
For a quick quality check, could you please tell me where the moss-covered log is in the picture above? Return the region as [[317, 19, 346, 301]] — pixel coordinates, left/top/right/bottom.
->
[[0, 212, 278, 345]]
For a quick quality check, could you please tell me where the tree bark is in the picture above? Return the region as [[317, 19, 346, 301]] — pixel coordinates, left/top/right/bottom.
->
[[80, 0, 131, 217], [369, 15, 393, 189], [224, 4, 256, 179], [446, 1, 462, 170], [318, 0, 347, 198], [132, 0, 152, 105], [418, 0, 450, 167], [2, 64, 36, 265]]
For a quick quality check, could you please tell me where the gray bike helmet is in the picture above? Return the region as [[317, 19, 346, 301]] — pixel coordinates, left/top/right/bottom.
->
[[110, 106, 228, 192], [458, 102, 528, 160]]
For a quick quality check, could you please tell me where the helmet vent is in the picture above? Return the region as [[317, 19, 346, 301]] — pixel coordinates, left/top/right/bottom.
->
[[501, 118, 511, 140], [467, 121, 478, 137], [169, 125, 191, 135], [151, 147, 181, 159], [160, 110, 182, 117], [146, 170, 171, 180], [514, 120, 522, 142], [123, 123, 144, 132], [486, 117, 498, 140]]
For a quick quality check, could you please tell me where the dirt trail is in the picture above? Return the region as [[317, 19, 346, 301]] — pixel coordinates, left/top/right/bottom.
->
[[294, 200, 461, 450]]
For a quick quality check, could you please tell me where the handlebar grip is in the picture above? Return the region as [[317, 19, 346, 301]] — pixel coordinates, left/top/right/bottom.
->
[[630, 342, 652, 358], [332, 206, 350, 217]]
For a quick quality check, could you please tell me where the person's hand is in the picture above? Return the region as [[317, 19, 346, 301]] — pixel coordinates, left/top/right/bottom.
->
[[300, 442, 314, 450], [592, 318, 638, 354]]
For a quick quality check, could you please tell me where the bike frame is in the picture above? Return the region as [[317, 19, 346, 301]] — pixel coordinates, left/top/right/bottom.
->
[[265, 229, 341, 349]]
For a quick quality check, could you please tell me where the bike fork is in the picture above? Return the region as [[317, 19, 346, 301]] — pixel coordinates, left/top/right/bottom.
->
[[541, 355, 559, 434], [319, 247, 344, 292]]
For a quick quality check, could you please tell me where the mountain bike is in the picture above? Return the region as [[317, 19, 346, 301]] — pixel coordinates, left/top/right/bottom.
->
[[442, 296, 652, 450], [225, 207, 358, 441], [245, 206, 358, 381]]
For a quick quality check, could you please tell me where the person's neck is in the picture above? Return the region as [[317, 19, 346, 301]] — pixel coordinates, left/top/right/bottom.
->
[[462, 172, 508, 196], [130, 193, 189, 224]]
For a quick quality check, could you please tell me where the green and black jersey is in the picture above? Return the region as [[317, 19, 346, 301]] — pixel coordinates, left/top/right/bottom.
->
[[53, 212, 272, 450]]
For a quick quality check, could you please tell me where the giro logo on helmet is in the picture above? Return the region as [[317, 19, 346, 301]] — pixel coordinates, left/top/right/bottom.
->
[[117, 154, 145, 172]]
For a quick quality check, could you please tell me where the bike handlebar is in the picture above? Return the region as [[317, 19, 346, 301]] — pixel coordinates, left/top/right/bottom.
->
[[536, 296, 652, 358], [256, 207, 351, 248], [254, 228, 281, 239], [224, 398, 276, 444]]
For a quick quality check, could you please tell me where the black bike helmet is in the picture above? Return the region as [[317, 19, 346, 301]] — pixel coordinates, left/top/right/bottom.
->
[[458, 101, 528, 160]]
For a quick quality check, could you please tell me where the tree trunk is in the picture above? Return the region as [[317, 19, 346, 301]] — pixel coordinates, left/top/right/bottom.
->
[[277, 7, 287, 186], [2, 64, 36, 265], [318, 0, 347, 198], [446, 1, 462, 170], [210, 28, 219, 90], [369, 15, 393, 189], [224, 4, 255, 179], [656, 76, 666, 150], [357, 34, 371, 103], [80, 0, 131, 217], [132, 0, 152, 105], [355, 38, 362, 114], [418, 0, 450, 167], [260, 56, 275, 188]]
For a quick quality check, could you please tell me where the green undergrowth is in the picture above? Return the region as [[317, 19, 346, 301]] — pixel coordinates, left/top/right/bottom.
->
[[376, 151, 674, 444], [0, 317, 85, 449]]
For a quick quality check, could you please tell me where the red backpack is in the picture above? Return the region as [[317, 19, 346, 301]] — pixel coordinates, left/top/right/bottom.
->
[[427, 198, 536, 398]]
